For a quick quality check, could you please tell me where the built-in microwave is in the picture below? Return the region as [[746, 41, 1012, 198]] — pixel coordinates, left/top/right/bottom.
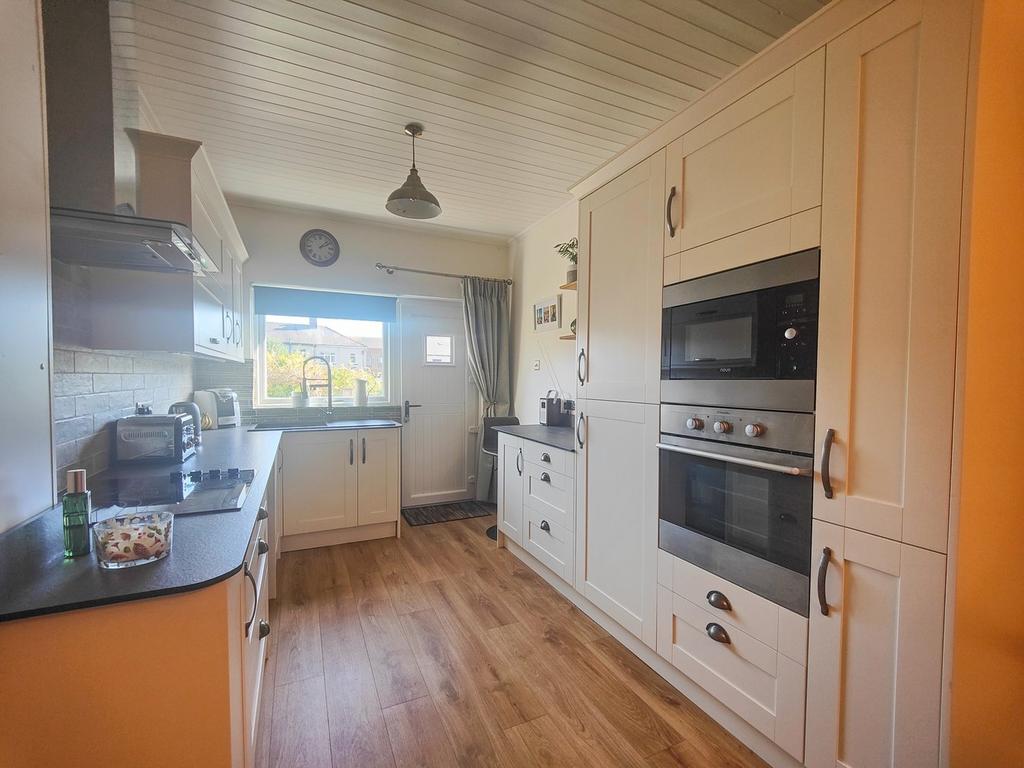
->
[[661, 248, 820, 413]]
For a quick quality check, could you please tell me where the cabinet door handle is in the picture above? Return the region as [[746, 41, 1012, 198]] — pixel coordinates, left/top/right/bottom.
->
[[362, 437, 367, 464], [541, 452, 551, 463], [706, 590, 732, 611], [576, 349, 587, 386], [820, 428, 836, 499], [540, 472, 551, 483], [666, 185, 678, 237], [540, 520, 550, 533], [576, 412, 586, 449], [258, 620, 271, 640], [244, 566, 258, 637], [705, 622, 730, 644], [349, 438, 354, 465], [515, 448, 523, 476], [234, 320, 241, 346], [817, 546, 833, 616]]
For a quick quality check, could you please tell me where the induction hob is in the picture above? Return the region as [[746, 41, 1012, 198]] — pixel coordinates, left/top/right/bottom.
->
[[88, 468, 256, 517]]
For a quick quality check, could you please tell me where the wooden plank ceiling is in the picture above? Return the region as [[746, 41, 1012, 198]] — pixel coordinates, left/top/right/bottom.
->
[[110, 0, 827, 237]]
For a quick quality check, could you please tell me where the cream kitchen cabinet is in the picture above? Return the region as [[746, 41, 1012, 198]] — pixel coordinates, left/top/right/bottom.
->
[[576, 151, 664, 405], [804, 521, 946, 768], [281, 428, 400, 542], [497, 434, 525, 545], [574, 399, 659, 648], [663, 49, 824, 266], [814, 0, 971, 553], [242, 507, 271, 766]]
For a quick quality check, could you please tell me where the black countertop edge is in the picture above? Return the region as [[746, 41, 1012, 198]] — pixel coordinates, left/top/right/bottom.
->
[[492, 424, 576, 453], [0, 428, 281, 624]]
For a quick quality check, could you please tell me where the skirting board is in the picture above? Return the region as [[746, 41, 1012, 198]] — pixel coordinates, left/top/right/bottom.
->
[[281, 521, 398, 552], [504, 539, 803, 768]]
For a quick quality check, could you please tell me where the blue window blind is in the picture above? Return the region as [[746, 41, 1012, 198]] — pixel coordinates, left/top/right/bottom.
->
[[252, 286, 397, 323]]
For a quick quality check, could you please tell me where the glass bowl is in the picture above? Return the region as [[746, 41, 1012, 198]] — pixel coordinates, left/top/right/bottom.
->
[[93, 511, 173, 569]]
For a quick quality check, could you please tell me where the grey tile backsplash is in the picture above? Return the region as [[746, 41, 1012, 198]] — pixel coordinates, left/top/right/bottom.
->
[[53, 346, 194, 490]]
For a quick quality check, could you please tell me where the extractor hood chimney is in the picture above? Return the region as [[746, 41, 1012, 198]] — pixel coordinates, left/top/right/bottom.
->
[[42, 0, 210, 274]]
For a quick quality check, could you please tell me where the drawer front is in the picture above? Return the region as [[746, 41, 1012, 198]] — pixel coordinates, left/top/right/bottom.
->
[[523, 441, 573, 477], [524, 507, 572, 583], [657, 587, 806, 760], [524, 465, 573, 530]]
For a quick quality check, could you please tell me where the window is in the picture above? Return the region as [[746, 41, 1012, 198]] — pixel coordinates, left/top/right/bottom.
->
[[425, 334, 454, 365], [256, 314, 390, 406]]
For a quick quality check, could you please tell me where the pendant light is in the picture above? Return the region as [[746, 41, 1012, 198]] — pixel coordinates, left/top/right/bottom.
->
[[386, 123, 442, 219]]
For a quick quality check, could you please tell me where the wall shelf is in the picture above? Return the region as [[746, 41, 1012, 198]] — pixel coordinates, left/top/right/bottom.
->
[[559, 333, 577, 341], [560, 280, 577, 290]]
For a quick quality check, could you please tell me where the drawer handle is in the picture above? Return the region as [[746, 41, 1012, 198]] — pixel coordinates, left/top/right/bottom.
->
[[540, 472, 551, 483], [705, 622, 731, 645], [540, 520, 551, 533], [258, 620, 271, 640], [256, 507, 268, 521], [541, 452, 551, 463], [257, 538, 269, 556], [706, 590, 732, 612]]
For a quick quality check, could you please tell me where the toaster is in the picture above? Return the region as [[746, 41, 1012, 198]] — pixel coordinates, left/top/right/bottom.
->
[[193, 388, 241, 429], [115, 413, 197, 463]]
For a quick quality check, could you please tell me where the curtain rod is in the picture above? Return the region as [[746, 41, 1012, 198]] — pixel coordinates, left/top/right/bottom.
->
[[375, 262, 513, 286]]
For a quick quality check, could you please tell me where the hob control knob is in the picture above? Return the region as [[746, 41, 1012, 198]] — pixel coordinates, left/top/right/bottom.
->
[[784, 327, 799, 340], [685, 417, 704, 431], [745, 423, 765, 438], [713, 420, 732, 434]]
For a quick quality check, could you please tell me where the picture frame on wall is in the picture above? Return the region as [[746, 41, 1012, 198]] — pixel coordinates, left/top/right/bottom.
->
[[533, 294, 562, 332]]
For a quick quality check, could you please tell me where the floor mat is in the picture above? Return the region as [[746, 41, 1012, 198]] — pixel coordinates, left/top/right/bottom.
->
[[401, 500, 495, 526]]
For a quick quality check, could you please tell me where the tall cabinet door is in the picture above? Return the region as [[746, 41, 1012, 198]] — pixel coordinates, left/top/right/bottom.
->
[[357, 428, 400, 526], [497, 435, 524, 546], [814, 0, 971, 552], [805, 521, 946, 768], [577, 151, 664, 404], [574, 399, 659, 648]]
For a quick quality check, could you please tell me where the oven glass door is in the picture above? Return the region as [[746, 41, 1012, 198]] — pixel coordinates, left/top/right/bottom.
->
[[659, 445, 811, 576]]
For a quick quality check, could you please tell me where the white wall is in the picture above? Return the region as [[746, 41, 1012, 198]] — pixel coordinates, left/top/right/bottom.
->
[[230, 201, 509, 304], [509, 201, 579, 420]]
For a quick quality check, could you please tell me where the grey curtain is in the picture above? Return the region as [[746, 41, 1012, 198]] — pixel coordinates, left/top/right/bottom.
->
[[462, 277, 511, 501]]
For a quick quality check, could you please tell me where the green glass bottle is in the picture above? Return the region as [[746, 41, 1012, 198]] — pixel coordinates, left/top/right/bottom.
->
[[63, 469, 92, 558]]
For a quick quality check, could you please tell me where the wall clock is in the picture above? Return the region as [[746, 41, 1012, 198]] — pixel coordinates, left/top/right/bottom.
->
[[299, 229, 340, 267]]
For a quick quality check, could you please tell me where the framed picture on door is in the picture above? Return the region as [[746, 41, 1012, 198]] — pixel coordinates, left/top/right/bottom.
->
[[533, 294, 562, 332]]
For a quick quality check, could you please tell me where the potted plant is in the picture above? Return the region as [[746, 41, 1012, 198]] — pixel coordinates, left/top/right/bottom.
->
[[555, 237, 578, 284]]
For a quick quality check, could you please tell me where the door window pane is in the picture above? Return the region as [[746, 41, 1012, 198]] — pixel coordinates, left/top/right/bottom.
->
[[425, 334, 453, 365]]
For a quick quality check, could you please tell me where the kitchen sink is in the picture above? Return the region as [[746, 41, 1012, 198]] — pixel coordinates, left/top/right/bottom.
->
[[249, 418, 400, 432]]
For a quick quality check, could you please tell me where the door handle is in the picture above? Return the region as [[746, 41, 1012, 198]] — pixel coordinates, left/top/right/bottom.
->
[[820, 428, 836, 499], [244, 566, 257, 637], [666, 185, 678, 237], [515, 448, 523, 476], [705, 623, 731, 644], [403, 400, 422, 423], [576, 412, 586, 449], [349, 438, 354, 465], [362, 437, 367, 464], [576, 349, 587, 386], [817, 546, 833, 616]]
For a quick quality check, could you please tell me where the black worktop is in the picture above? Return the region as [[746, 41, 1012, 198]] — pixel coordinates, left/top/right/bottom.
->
[[493, 424, 576, 453], [0, 428, 281, 623]]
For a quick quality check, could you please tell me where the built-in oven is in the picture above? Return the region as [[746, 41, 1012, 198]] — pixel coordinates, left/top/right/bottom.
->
[[658, 404, 814, 615], [662, 248, 819, 413]]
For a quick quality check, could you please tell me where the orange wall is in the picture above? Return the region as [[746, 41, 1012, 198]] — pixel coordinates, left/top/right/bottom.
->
[[949, 1, 1024, 765]]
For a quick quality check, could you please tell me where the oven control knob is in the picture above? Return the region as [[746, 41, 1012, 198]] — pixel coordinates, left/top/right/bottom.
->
[[713, 420, 732, 434], [685, 417, 704, 431], [784, 327, 799, 340], [745, 423, 765, 438]]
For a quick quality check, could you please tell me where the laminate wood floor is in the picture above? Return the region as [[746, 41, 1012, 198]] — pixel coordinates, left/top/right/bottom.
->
[[255, 514, 768, 768]]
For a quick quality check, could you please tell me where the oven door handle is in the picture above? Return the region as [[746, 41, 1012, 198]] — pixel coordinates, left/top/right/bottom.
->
[[656, 442, 811, 476]]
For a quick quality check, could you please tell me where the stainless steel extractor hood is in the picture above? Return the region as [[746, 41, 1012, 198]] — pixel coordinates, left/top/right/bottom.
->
[[50, 208, 212, 274]]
